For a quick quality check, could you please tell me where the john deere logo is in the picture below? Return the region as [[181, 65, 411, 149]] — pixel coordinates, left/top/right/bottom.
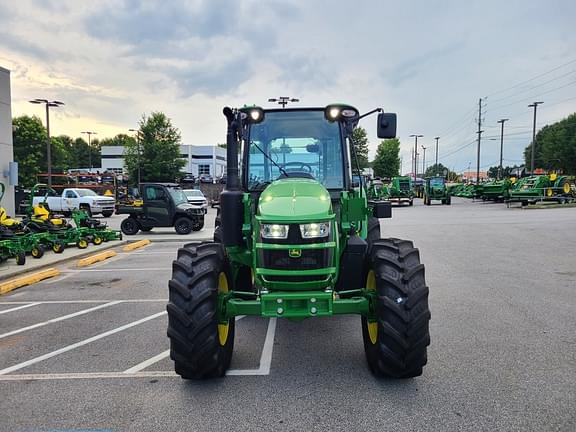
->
[[289, 249, 301, 258]]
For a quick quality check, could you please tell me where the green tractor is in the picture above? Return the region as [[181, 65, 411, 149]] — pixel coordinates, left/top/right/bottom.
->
[[388, 176, 414, 206], [508, 174, 574, 205], [167, 104, 431, 379], [423, 176, 451, 205], [367, 179, 389, 201]]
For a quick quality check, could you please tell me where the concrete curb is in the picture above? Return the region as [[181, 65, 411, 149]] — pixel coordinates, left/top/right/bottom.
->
[[123, 239, 151, 252], [0, 268, 60, 295], [77, 250, 117, 267]]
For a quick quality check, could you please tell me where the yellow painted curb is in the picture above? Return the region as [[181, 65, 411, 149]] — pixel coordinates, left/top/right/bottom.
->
[[122, 239, 151, 252], [0, 268, 60, 295], [77, 250, 117, 267]]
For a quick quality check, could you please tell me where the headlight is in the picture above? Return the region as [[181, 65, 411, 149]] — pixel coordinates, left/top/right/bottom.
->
[[299, 222, 330, 238], [260, 224, 289, 239]]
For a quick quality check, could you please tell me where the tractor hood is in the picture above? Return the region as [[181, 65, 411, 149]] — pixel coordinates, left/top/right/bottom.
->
[[258, 178, 332, 221]]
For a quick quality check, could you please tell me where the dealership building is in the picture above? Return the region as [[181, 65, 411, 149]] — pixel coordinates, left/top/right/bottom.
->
[[101, 144, 226, 179], [0, 66, 15, 216]]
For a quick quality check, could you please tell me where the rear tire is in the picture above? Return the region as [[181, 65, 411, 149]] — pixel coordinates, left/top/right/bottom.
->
[[174, 217, 193, 235], [167, 242, 235, 379], [16, 252, 26, 265], [362, 238, 431, 378], [93, 235, 103, 245], [367, 216, 381, 246], [76, 238, 89, 249], [121, 217, 140, 235], [31, 244, 45, 259], [52, 241, 65, 254]]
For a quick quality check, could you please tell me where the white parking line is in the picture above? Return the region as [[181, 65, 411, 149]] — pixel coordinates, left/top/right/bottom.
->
[[0, 301, 122, 340], [60, 268, 171, 273], [0, 303, 40, 315], [0, 311, 166, 375], [227, 318, 277, 376], [0, 371, 178, 380], [123, 350, 170, 374], [0, 299, 167, 305]]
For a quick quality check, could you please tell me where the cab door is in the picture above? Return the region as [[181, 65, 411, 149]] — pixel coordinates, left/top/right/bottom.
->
[[64, 189, 79, 211], [143, 185, 172, 226]]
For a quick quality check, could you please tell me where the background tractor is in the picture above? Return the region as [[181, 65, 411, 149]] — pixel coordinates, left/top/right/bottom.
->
[[167, 104, 431, 379], [423, 176, 451, 205], [388, 176, 414, 206]]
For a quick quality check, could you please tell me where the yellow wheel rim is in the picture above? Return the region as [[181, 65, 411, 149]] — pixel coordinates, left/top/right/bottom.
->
[[217, 272, 230, 346], [546, 188, 553, 197], [32, 248, 39, 257], [80, 240, 87, 248], [94, 237, 102, 245], [366, 270, 378, 345], [563, 183, 570, 194]]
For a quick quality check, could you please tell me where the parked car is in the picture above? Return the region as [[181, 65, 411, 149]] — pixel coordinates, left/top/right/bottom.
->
[[183, 189, 208, 214], [199, 174, 213, 183]]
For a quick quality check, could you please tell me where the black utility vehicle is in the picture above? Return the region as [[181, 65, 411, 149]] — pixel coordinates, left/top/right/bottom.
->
[[116, 183, 204, 235]]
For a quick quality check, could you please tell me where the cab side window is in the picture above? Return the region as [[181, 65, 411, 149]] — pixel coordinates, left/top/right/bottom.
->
[[65, 190, 77, 198], [145, 186, 165, 201]]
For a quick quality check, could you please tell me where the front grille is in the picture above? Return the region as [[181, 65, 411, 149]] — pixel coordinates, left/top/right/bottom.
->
[[399, 182, 410, 191], [266, 275, 327, 282], [259, 249, 332, 271]]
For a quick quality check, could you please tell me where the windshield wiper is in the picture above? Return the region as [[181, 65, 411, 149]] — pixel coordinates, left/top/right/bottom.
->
[[250, 141, 289, 178]]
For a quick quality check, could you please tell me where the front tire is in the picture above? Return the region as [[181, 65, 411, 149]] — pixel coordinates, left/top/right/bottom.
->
[[167, 242, 235, 379], [31, 244, 45, 259], [174, 217, 193, 235], [102, 211, 113, 218], [362, 238, 431, 378], [121, 217, 140, 235]]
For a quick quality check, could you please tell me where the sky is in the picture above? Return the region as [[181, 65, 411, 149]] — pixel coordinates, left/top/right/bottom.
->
[[1, 0, 575, 174]]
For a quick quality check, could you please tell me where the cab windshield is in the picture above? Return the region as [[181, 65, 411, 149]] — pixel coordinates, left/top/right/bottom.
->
[[429, 177, 445, 187], [246, 110, 344, 190]]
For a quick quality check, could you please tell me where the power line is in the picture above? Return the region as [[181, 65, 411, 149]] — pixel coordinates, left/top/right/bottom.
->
[[485, 58, 576, 97], [489, 79, 576, 111], [488, 69, 576, 104]]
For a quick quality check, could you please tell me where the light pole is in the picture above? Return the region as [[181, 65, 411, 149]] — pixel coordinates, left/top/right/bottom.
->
[[528, 102, 543, 174], [128, 128, 142, 185], [81, 131, 98, 171], [434, 136, 440, 169], [410, 134, 423, 180], [497, 119, 509, 180], [268, 96, 299, 108], [421, 145, 427, 176], [28, 99, 64, 188]]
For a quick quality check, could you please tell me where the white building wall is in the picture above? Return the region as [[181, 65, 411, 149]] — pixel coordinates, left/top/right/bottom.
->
[[100, 144, 226, 179], [0, 66, 15, 216]]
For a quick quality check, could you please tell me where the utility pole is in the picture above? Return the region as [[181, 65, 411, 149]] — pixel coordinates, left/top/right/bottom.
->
[[28, 99, 64, 188], [434, 136, 439, 169], [410, 134, 423, 180], [528, 102, 543, 174], [81, 131, 98, 171], [421, 145, 427, 175], [497, 119, 509, 180], [476, 98, 484, 185]]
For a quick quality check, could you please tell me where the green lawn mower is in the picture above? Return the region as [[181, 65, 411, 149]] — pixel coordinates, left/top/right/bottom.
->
[[167, 103, 431, 379], [508, 174, 574, 205]]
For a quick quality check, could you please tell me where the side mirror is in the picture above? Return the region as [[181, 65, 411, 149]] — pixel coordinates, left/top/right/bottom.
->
[[377, 113, 397, 139], [372, 201, 392, 218]]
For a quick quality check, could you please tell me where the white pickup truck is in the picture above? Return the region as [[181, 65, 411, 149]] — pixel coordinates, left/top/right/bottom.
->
[[32, 188, 115, 217]]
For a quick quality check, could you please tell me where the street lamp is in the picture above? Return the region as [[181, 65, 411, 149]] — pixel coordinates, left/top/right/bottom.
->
[[128, 128, 142, 185], [28, 98, 64, 188], [268, 96, 299, 108], [410, 134, 423, 180], [421, 145, 427, 176], [528, 102, 543, 174], [81, 131, 98, 171], [496, 119, 509, 180]]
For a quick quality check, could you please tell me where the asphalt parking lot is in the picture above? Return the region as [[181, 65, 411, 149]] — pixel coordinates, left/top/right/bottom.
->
[[0, 198, 574, 432]]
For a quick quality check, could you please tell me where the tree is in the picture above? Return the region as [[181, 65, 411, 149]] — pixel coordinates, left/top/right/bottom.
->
[[424, 163, 458, 180], [351, 127, 369, 170], [486, 165, 521, 179], [524, 113, 576, 174], [124, 112, 185, 184], [12, 115, 48, 186], [372, 138, 401, 178]]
